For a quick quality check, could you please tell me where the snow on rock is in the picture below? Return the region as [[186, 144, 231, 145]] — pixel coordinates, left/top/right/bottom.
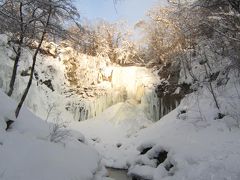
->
[[1, 32, 240, 180], [0, 35, 160, 123], [128, 165, 155, 180], [69, 70, 240, 180], [111, 66, 157, 99], [137, 141, 155, 155], [128, 76, 240, 180], [69, 101, 154, 169], [0, 89, 107, 180]]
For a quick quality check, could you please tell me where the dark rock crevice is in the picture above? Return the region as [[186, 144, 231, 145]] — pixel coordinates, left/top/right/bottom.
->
[[156, 61, 193, 119]]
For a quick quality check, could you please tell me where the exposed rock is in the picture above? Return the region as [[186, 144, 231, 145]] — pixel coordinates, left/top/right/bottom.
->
[[146, 59, 162, 68], [177, 106, 188, 120], [20, 68, 31, 76], [91, 137, 101, 143], [137, 143, 155, 155], [215, 113, 225, 120], [155, 61, 193, 118], [158, 62, 179, 84], [132, 175, 149, 180], [29, 41, 58, 57], [5, 119, 14, 131], [165, 162, 174, 172], [116, 143, 122, 148], [34, 71, 39, 80], [42, 80, 54, 91], [157, 61, 192, 97], [64, 58, 79, 86], [45, 42, 57, 57], [156, 150, 168, 166], [77, 135, 85, 143], [140, 147, 153, 155]]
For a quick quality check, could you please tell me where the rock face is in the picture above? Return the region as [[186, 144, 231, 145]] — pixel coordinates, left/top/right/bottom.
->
[[28, 41, 162, 121], [66, 66, 160, 121], [29, 41, 58, 57], [129, 145, 175, 180], [0, 37, 183, 123], [155, 61, 193, 118], [42, 80, 54, 91], [34, 41, 161, 122]]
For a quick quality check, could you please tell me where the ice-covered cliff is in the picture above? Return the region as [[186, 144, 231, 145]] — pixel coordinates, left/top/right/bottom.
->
[[0, 34, 162, 122]]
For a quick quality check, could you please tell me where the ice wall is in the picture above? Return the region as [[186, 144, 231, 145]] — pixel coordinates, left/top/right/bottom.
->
[[62, 66, 181, 122], [111, 66, 157, 99], [140, 89, 181, 121], [141, 90, 160, 121], [109, 66, 181, 121], [70, 66, 164, 121], [67, 88, 127, 121], [0, 35, 180, 122]]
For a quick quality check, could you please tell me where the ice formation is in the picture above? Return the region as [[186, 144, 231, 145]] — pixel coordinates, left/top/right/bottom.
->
[[0, 35, 180, 122], [70, 66, 161, 121]]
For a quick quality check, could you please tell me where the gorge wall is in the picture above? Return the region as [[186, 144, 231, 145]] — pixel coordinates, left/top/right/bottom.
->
[[0, 35, 183, 122]]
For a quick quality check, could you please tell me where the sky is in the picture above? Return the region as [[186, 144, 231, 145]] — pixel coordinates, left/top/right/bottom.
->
[[74, 0, 167, 25]]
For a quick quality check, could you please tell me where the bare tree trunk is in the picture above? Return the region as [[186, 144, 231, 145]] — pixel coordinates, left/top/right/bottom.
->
[[7, 2, 24, 96], [15, 6, 52, 118], [7, 38, 23, 96], [208, 80, 220, 110], [228, 0, 240, 13], [15, 47, 38, 118], [203, 64, 220, 110]]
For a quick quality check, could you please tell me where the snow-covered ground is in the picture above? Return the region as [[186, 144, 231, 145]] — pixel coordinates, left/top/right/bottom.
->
[[1, 33, 240, 180], [1, 79, 240, 180], [70, 72, 240, 180], [70, 101, 153, 169], [0, 90, 110, 180]]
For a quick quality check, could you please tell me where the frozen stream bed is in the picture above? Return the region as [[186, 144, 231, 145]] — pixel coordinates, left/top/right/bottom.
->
[[107, 168, 131, 180], [70, 101, 153, 169], [70, 84, 240, 180]]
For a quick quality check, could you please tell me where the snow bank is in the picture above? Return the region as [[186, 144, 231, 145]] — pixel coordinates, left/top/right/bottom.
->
[[0, 89, 107, 180], [128, 75, 240, 180], [69, 70, 240, 180], [70, 101, 153, 169]]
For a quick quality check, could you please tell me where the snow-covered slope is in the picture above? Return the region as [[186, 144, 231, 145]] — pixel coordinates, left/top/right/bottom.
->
[[70, 101, 153, 169], [70, 71, 240, 180], [0, 90, 107, 180], [128, 79, 240, 180], [1, 32, 240, 180]]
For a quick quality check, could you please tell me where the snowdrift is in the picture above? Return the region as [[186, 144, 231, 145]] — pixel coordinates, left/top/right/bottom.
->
[[0, 89, 107, 180]]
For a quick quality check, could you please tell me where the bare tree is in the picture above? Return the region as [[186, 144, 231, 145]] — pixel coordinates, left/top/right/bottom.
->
[[139, 6, 186, 65], [228, 0, 240, 13], [48, 113, 70, 144], [0, 0, 42, 96], [15, 0, 79, 118]]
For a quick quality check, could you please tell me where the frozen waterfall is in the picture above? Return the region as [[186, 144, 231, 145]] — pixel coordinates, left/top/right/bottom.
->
[[72, 66, 162, 121], [0, 36, 180, 123]]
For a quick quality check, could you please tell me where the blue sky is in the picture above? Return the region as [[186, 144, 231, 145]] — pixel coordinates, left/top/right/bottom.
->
[[74, 0, 167, 25]]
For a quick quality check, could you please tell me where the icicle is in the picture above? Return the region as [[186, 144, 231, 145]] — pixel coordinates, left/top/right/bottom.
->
[[70, 66, 182, 122]]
